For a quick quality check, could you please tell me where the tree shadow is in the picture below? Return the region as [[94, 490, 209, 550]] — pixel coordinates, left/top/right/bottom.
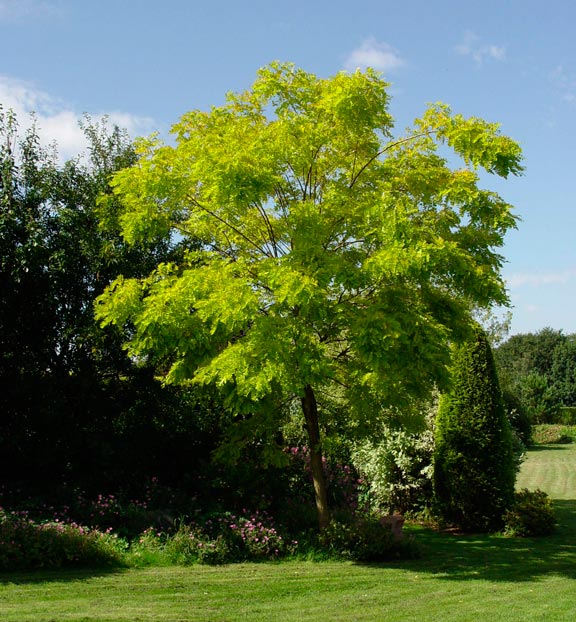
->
[[0, 565, 128, 585], [390, 499, 576, 583], [527, 444, 573, 452]]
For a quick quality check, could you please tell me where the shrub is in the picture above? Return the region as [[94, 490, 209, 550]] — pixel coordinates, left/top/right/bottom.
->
[[162, 523, 211, 565], [152, 510, 295, 565], [193, 535, 234, 565], [216, 510, 291, 560], [502, 389, 532, 446], [557, 407, 576, 426], [0, 508, 126, 570], [532, 424, 575, 445], [318, 514, 414, 562], [353, 427, 434, 515], [128, 527, 169, 567], [434, 325, 516, 532], [503, 489, 556, 536]]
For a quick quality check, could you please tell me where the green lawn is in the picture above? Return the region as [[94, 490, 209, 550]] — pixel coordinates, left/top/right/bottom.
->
[[2, 445, 576, 622]]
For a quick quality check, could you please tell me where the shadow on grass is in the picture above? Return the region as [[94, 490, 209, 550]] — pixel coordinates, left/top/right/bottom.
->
[[394, 499, 576, 583], [527, 444, 573, 452], [0, 565, 129, 585]]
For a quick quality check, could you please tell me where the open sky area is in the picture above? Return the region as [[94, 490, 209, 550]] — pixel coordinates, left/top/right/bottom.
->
[[1, 0, 574, 337]]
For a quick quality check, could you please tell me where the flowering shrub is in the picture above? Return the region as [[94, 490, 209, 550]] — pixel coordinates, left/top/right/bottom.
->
[[0, 508, 126, 570], [62, 491, 155, 539], [161, 524, 233, 565], [140, 510, 297, 565], [353, 428, 434, 515], [216, 509, 295, 560]]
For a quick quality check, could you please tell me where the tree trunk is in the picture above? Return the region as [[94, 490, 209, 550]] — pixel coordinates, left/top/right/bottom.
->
[[301, 384, 331, 530]]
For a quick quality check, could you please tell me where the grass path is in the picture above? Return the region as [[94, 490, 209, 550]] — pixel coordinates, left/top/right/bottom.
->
[[516, 444, 576, 534], [1, 444, 576, 622], [517, 444, 576, 499]]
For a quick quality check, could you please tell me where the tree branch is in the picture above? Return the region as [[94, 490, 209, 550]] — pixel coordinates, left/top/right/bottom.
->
[[186, 195, 272, 257], [349, 130, 435, 189]]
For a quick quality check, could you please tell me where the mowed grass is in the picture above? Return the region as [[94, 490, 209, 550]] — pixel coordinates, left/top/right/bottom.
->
[[2, 445, 576, 622], [517, 443, 576, 500]]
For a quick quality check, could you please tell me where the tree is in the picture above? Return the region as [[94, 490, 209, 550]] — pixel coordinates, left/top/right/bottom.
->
[[433, 325, 516, 531], [96, 62, 522, 529], [550, 337, 576, 407], [0, 107, 183, 491], [495, 328, 576, 422]]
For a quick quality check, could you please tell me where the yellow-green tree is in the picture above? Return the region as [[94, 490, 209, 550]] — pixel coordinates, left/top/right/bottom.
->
[[96, 62, 522, 530]]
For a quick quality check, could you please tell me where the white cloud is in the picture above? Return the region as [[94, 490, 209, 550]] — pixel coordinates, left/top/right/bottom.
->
[[0, 0, 62, 21], [0, 74, 154, 160], [343, 38, 404, 73], [455, 30, 506, 67], [506, 268, 576, 288], [549, 65, 576, 105]]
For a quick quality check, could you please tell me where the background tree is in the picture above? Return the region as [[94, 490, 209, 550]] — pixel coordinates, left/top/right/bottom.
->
[[495, 328, 576, 423], [96, 62, 522, 529], [434, 325, 516, 531], [0, 107, 197, 495]]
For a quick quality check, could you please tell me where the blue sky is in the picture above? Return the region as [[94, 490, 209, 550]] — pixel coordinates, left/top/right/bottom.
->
[[1, 0, 575, 336]]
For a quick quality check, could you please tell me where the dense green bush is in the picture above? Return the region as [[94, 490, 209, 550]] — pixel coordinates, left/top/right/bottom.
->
[[318, 514, 415, 562], [434, 325, 516, 532], [502, 388, 532, 446], [0, 509, 126, 570], [503, 489, 556, 536], [163, 524, 234, 565], [557, 407, 576, 425]]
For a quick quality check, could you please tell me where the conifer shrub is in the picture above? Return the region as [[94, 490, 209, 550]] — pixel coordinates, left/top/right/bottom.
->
[[433, 325, 516, 531]]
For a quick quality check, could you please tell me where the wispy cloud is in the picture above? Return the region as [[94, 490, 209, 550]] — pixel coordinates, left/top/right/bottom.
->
[[455, 31, 506, 67], [343, 38, 404, 73], [507, 268, 576, 288], [549, 65, 576, 105], [0, 74, 154, 160], [0, 0, 62, 21]]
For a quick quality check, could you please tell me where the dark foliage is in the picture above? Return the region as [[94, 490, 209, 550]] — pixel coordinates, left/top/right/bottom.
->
[[504, 488, 556, 537], [495, 328, 576, 423], [434, 325, 516, 531], [0, 109, 223, 501]]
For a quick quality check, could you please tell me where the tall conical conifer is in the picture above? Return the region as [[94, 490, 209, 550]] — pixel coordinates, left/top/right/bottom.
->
[[434, 325, 516, 531]]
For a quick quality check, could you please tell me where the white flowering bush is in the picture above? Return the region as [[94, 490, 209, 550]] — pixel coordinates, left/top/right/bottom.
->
[[353, 427, 435, 515]]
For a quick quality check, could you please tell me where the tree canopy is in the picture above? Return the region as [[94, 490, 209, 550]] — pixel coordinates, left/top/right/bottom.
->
[[0, 107, 189, 492], [96, 62, 523, 528], [495, 328, 576, 421]]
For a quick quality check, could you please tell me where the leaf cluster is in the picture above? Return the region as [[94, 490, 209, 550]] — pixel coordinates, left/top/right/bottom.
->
[[96, 62, 523, 449]]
